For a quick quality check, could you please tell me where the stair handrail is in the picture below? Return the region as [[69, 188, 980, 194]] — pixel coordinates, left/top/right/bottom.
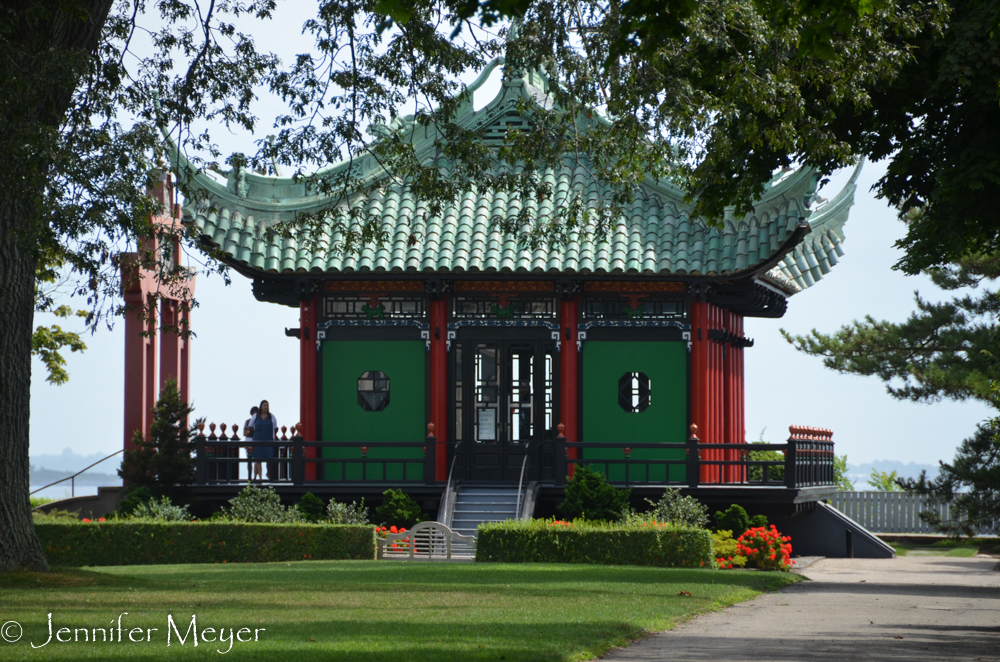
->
[[515, 453, 529, 521], [30, 449, 124, 498], [440, 443, 460, 527]]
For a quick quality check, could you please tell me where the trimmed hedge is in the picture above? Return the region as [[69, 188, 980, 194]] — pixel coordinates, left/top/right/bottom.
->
[[475, 520, 716, 568], [36, 521, 376, 566]]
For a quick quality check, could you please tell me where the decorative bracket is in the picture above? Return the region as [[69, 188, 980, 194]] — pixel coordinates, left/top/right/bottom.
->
[[446, 330, 457, 352], [577, 330, 587, 353], [420, 329, 431, 352], [550, 330, 561, 352], [316, 329, 326, 352], [682, 331, 691, 353]]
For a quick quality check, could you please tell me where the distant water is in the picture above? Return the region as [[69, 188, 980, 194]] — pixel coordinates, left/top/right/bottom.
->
[[30, 485, 101, 501]]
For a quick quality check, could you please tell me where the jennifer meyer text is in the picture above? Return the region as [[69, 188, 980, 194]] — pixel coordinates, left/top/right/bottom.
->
[[2, 613, 264, 654]]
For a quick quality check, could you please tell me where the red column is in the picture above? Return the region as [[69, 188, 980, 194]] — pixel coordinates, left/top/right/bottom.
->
[[560, 296, 579, 477], [711, 303, 724, 483], [123, 291, 156, 451], [734, 313, 746, 481], [300, 295, 319, 480], [430, 297, 448, 481], [691, 301, 710, 483]]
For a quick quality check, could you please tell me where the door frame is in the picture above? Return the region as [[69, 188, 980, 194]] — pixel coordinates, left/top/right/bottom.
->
[[450, 326, 558, 483]]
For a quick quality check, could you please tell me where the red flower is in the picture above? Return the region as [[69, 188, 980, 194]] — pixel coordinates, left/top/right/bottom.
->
[[82, 518, 91, 522], [98, 517, 106, 522], [389, 525, 398, 534]]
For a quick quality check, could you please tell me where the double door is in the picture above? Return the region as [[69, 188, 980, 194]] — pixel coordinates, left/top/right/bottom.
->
[[453, 334, 556, 482]]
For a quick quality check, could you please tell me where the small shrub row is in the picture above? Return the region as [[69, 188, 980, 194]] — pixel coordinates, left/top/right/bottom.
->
[[35, 521, 376, 566], [475, 519, 715, 568]]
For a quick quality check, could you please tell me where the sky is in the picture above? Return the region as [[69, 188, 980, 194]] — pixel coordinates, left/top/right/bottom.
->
[[26, 5, 995, 471]]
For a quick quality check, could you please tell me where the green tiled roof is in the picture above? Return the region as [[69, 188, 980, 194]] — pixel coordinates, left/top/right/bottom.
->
[[176, 59, 858, 293]]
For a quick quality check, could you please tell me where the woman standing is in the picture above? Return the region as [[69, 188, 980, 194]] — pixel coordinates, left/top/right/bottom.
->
[[247, 400, 278, 482]]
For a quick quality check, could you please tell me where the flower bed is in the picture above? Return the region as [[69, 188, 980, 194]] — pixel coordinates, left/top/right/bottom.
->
[[35, 521, 376, 566], [475, 519, 715, 568], [736, 525, 792, 571]]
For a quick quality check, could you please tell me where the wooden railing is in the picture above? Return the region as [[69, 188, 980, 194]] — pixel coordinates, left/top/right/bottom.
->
[[193, 424, 438, 486], [191, 421, 834, 489], [555, 424, 836, 489]]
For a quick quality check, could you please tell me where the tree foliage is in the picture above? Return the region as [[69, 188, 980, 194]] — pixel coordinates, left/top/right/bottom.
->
[[783, 253, 1000, 408], [898, 417, 1000, 537]]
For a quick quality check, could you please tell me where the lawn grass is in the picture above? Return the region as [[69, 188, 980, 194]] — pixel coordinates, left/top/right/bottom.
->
[[889, 538, 988, 557], [0, 561, 798, 661]]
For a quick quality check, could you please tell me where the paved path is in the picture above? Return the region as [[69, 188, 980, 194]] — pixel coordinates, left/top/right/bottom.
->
[[602, 556, 1000, 661]]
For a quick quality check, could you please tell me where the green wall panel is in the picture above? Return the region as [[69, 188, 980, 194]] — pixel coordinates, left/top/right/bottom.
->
[[321, 341, 426, 481], [581, 341, 687, 482]]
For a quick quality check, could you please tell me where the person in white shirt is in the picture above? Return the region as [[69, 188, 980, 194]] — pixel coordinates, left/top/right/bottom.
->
[[243, 406, 260, 482]]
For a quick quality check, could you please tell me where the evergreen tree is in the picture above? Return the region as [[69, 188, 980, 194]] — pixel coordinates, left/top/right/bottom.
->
[[118, 379, 195, 504], [558, 465, 630, 522], [898, 417, 1000, 537]]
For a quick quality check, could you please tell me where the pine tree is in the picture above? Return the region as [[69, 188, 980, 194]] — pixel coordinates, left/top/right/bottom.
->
[[118, 379, 195, 504]]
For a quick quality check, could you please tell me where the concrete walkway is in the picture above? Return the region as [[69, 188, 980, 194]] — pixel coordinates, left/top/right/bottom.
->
[[602, 556, 1000, 661]]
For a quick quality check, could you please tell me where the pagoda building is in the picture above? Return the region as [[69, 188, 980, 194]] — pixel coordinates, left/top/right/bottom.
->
[[169, 59, 860, 513]]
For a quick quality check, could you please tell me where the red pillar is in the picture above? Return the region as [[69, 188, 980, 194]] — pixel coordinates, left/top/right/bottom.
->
[[123, 291, 157, 451], [560, 296, 579, 477], [300, 295, 319, 480], [691, 301, 710, 483], [430, 297, 448, 481], [735, 313, 746, 481]]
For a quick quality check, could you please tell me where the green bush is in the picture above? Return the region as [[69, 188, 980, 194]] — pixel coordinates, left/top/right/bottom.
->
[[559, 465, 631, 522], [375, 489, 423, 528], [711, 530, 747, 568], [714, 504, 750, 534], [118, 486, 154, 517], [327, 497, 370, 524], [127, 495, 192, 521], [641, 488, 709, 528], [476, 519, 715, 568], [35, 521, 376, 566], [296, 492, 326, 523], [750, 514, 768, 529], [217, 485, 302, 523]]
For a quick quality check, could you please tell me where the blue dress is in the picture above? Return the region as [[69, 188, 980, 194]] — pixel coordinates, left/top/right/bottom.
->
[[252, 415, 276, 459]]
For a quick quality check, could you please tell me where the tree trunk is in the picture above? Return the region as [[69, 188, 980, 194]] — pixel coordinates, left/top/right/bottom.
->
[[0, 0, 115, 572], [0, 195, 48, 572]]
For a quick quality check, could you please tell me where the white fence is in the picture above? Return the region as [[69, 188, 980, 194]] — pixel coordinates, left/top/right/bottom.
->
[[829, 491, 998, 535]]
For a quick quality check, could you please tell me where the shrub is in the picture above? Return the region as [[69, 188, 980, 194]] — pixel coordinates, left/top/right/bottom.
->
[[559, 465, 631, 522], [736, 525, 792, 571], [35, 521, 376, 565], [642, 488, 709, 528], [296, 492, 326, 523], [118, 486, 154, 517], [30, 496, 56, 509], [750, 514, 768, 529], [748, 430, 785, 483], [714, 504, 750, 534], [375, 489, 423, 528], [32, 508, 79, 522], [476, 519, 714, 568], [218, 485, 302, 523], [127, 495, 193, 522], [712, 530, 747, 569], [327, 497, 370, 525]]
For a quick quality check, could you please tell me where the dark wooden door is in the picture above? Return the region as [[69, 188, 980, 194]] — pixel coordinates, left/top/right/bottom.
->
[[454, 336, 556, 482]]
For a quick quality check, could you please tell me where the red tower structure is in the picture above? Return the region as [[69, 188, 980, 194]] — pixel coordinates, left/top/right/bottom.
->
[[121, 169, 196, 451]]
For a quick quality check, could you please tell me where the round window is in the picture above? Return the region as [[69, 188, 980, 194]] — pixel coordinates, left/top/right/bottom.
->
[[618, 372, 651, 413], [358, 371, 390, 412]]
